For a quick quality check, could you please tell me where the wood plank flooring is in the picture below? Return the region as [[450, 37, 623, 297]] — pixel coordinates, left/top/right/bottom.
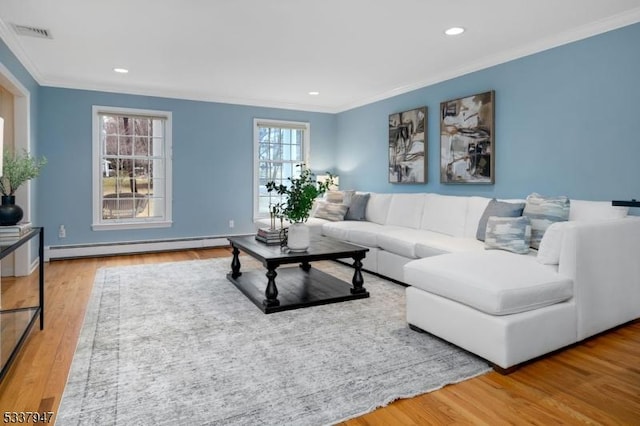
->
[[0, 248, 639, 424]]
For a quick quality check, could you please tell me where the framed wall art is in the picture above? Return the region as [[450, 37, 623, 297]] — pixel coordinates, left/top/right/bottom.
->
[[388, 106, 427, 183], [440, 91, 495, 184]]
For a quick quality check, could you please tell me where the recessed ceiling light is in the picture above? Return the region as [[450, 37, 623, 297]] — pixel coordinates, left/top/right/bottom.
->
[[113, 67, 129, 74], [445, 27, 465, 36], [308, 91, 320, 96]]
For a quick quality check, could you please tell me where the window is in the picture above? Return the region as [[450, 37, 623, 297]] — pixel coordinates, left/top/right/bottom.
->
[[254, 119, 310, 219], [92, 106, 172, 230]]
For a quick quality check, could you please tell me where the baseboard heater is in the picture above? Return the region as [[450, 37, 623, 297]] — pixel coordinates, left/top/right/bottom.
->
[[45, 234, 252, 261]]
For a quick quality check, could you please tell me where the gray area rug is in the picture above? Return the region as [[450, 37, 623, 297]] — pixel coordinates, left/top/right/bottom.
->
[[57, 258, 490, 425]]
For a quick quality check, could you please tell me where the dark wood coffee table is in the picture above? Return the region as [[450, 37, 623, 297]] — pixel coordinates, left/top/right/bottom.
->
[[227, 235, 369, 313]]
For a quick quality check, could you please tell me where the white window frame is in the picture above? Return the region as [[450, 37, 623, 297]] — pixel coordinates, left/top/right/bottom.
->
[[92, 105, 173, 230], [253, 118, 310, 220]]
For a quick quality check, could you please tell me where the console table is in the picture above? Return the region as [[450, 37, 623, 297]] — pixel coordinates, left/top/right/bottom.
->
[[0, 227, 44, 382]]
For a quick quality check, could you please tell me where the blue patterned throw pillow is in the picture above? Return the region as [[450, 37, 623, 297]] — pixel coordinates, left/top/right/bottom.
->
[[484, 216, 532, 254], [523, 193, 570, 249]]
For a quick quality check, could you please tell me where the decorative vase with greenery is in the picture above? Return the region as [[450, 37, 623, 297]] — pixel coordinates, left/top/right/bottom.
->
[[266, 165, 333, 251], [0, 149, 47, 226]]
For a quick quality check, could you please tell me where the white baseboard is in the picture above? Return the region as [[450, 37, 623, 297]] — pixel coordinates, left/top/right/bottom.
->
[[45, 234, 251, 261]]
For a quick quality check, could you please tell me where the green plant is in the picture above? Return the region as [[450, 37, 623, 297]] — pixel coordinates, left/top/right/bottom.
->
[[0, 149, 47, 196], [266, 165, 333, 223]]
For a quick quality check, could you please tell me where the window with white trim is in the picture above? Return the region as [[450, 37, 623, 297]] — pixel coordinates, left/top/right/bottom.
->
[[254, 119, 309, 219], [92, 106, 172, 230]]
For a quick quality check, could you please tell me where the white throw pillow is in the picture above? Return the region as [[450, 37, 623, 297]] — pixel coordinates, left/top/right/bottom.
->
[[536, 221, 571, 265], [569, 200, 628, 221]]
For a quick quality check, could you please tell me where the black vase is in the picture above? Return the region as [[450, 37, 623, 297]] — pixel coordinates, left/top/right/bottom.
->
[[0, 195, 24, 226]]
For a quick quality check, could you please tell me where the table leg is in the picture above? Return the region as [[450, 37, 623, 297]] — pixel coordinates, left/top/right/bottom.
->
[[263, 266, 280, 307], [231, 245, 242, 278], [351, 255, 367, 295], [300, 261, 311, 272]]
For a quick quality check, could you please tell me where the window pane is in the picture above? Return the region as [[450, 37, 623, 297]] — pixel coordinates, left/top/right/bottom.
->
[[118, 117, 133, 135], [103, 116, 117, 135], [134, 137, 149, 156], [134, 118, 150, 136], [151, 119, 164, 138], [150, 137, 163, 157], [105, 136, 118, 155], [119, 136, 132, 156]]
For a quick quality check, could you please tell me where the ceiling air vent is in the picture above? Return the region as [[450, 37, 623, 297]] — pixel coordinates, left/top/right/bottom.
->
[[12, 24, 53, 39]]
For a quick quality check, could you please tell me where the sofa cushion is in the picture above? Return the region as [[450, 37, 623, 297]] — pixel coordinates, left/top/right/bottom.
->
[[344, 192, 370, 221], [313, 201, 348, 221], [476, 199, 526, 241], [321, 221, 389, 247], [484, 216, 532, 255], [420, 194, 468, 237], [386, 193, 425, 229], [365, 193, 393, 225], [523, 193, 570, 249], [404, 251, 573, 315], [376, 228, 430, 259], [569, 200, 628, 221], [414, 233, 485, 258]]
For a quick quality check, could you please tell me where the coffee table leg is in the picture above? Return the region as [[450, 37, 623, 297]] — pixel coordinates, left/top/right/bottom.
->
[[300, 261, 311, 272], [230, 245, 242, 278], [263, 266, 280, 308], [351, 255, 367, 295]]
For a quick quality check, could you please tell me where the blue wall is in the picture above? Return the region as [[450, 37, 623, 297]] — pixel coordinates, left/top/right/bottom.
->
[[37, 88, 336, 246], [335, 22, 640, 201]]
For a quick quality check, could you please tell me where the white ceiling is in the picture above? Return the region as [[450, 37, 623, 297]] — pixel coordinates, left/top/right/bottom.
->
[[1, 1, 640, 113]]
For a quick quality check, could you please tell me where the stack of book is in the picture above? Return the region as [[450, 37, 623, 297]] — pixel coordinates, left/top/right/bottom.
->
[[0, 222, 32, 244], [255, 227, 283, 245]]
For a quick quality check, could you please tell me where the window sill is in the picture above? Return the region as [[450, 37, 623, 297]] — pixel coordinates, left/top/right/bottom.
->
[[92, 220, 173, 231]]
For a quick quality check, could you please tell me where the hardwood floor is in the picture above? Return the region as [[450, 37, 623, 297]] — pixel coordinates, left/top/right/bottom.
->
[[1, 248, 639, 424]]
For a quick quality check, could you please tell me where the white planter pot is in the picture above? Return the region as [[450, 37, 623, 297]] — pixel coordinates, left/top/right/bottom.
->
[[287, 222, 310, 252]]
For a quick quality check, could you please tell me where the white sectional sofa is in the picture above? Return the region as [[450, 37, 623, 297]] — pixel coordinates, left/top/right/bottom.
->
[[256, 193, 640, 371]]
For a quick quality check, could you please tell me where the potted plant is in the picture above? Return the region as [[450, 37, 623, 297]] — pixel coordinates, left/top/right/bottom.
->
[[266, 165, 333, 251], [0, 149, 47, 225]]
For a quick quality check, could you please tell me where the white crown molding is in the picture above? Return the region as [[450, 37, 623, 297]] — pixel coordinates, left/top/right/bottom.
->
[[39, 77, 339, 113], [0, 18, 45, 84], [336, 7, 640, 112]]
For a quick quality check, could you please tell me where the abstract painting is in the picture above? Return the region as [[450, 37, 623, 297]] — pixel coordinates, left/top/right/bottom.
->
[[440, 91, 495, 184], [389, 107, 427, 183]]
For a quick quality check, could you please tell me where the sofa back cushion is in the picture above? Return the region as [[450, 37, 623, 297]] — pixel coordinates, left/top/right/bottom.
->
[[385, 193, 426, 228], [420, 194, 468, 237], [569, 200, 628, 221], [365, 193, 392, 225], [464, 196, 492, 238]]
